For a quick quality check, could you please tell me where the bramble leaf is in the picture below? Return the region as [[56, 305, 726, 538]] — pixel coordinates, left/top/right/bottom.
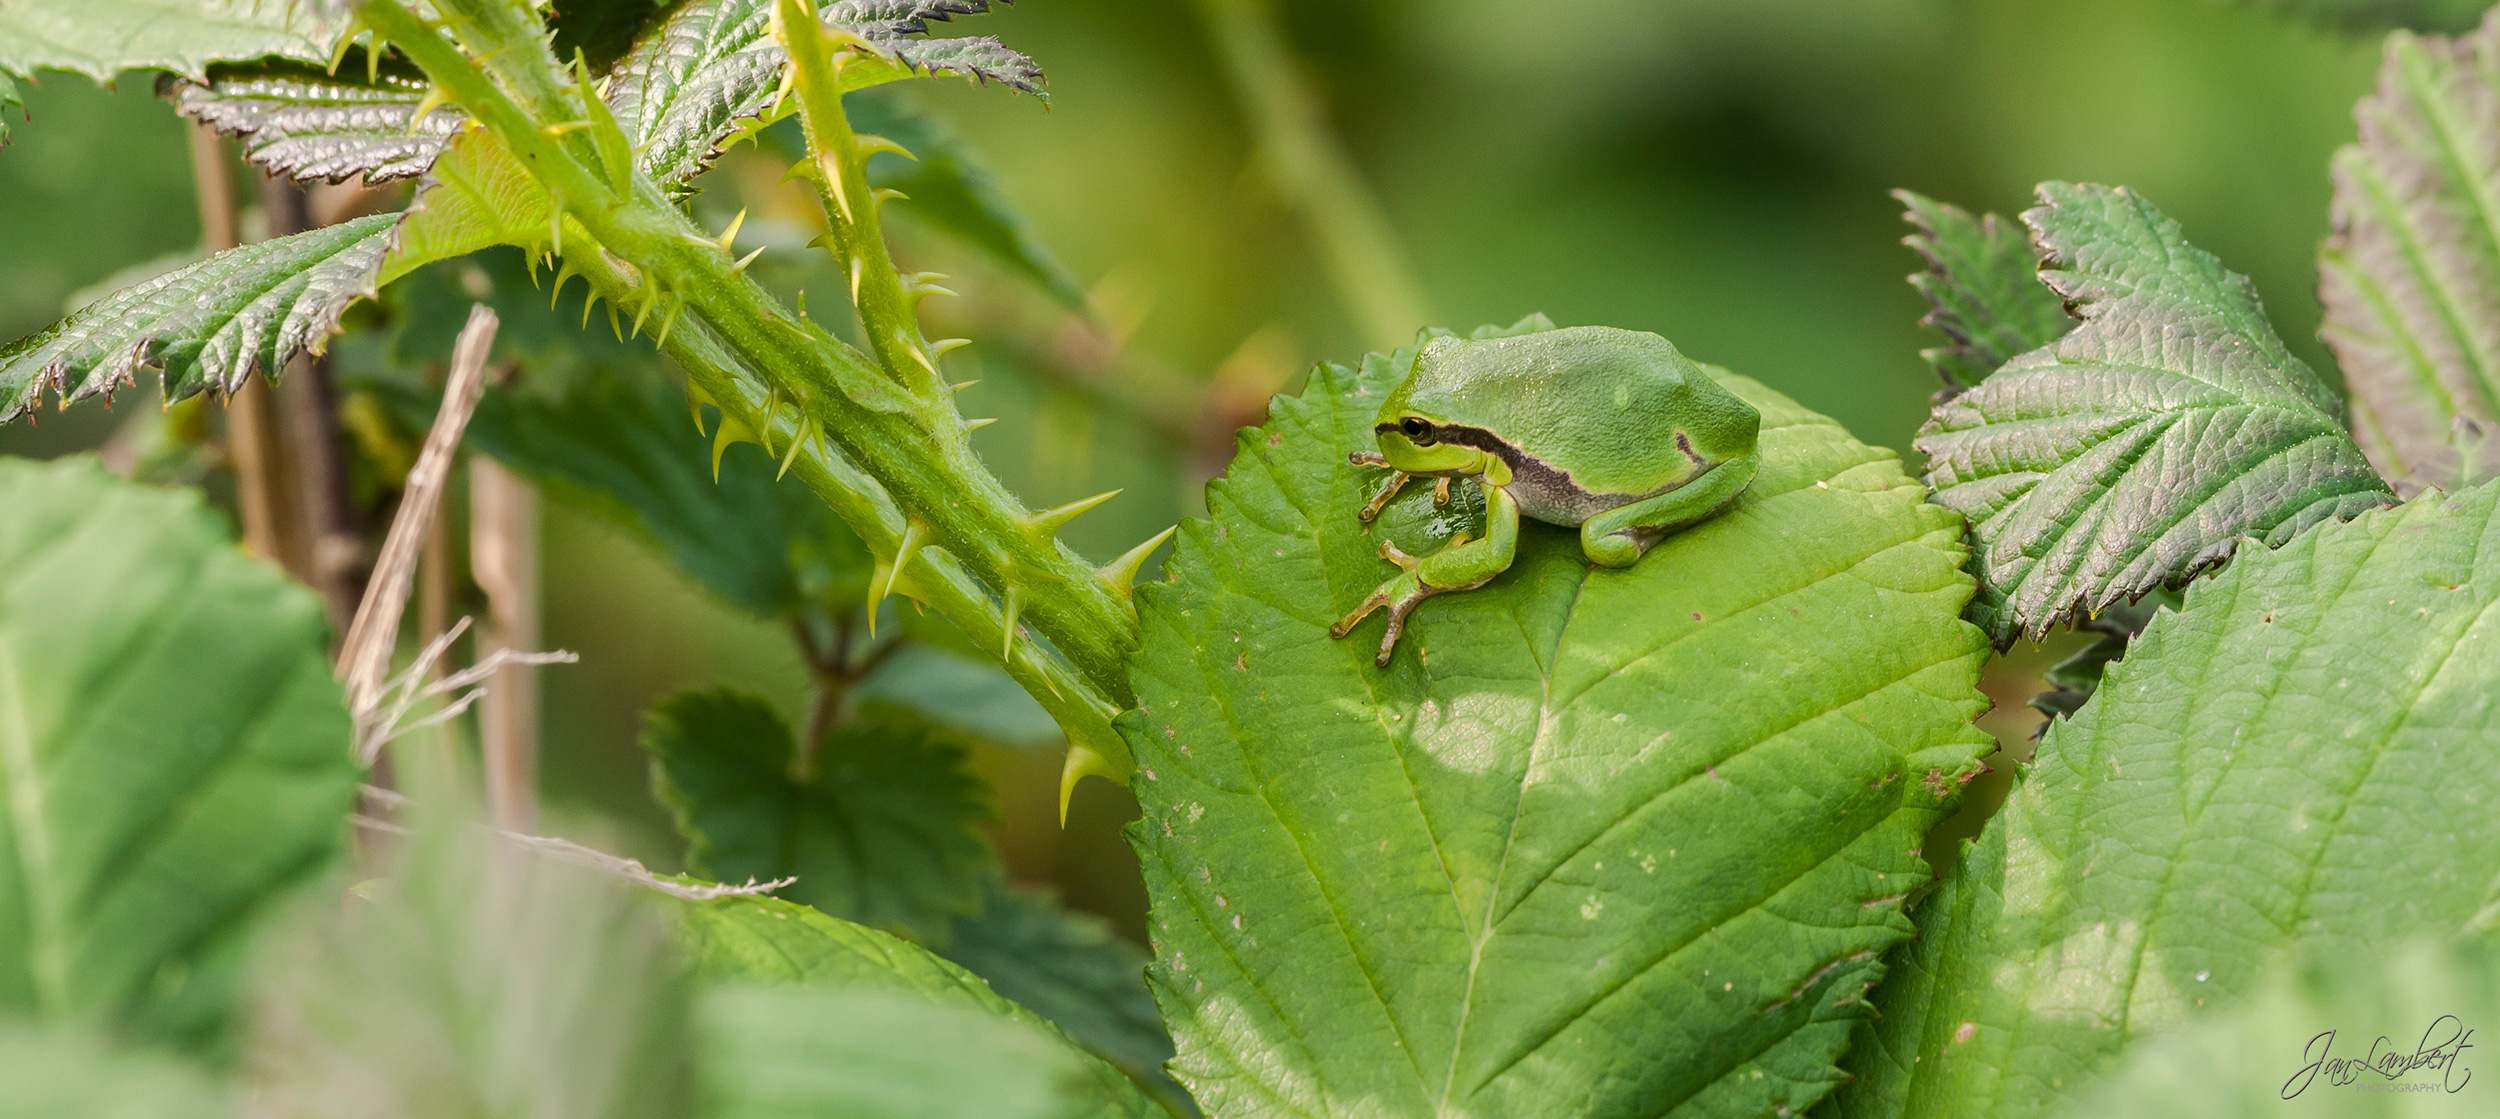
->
[[0, 457, 358, 1042], [170, 61, 457, 185], [248, 819, 693, 1119], [0, 213, 395, 420], [1920, 182, 2394, 646], [1829, 480, 2500, 1118], [0, 1024, 229, 1118], [942, 880, 1182, 1108], [1124, 326, 1994, 1117], [2320, 12, 2500, 493], [0, 0, 338, 86], [672, 893, 1166, 1118], [1895, 190, 2075, 395], [644, 690, 995, 945], [2056, 934, 2500, 1117], [463, 370, 866, 617], [609, 0, 1040, 191], [2023, 588, 2179, 725]]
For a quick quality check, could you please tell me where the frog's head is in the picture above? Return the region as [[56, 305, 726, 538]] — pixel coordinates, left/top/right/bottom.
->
[[1372, 358, 1500, 477]]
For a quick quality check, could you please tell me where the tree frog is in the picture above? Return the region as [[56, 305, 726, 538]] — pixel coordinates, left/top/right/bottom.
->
[[1331, 325, 1762, 665]]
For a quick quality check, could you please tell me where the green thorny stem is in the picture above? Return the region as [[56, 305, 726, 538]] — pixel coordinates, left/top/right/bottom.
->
[[355, 0, 1167, 808]]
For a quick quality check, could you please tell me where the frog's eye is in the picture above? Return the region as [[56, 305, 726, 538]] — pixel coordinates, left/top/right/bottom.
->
[[1398, 417, 1435, 444]]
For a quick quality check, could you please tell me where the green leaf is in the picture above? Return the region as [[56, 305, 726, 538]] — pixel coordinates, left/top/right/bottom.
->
[[645, 691, 995, 945], [0, 213, 395, 422], [671, 894, 1167, 1119], [385, 129, 550, 284], [1829, 480, 2500, 1119], [608, 0, 1041, 192], [1123, 329, 1995, 1117], [2320, 14, 2500, 492], [461, 366, 865, 617], [0, 1023, 229, 1119], [1895, 190, 2075, 395], [247, 820, 694, 1119], [836, 88, 1089, 311], [0, 457, 357, 1039], [700, 986, 1161, 1119], [942, 880, 1184, 1110], [2023, 588, 2179, 725], [2055, 934, 2498, 1118], [1920, 182, 2395, 647], [170, 61, 456, 185], [0, 0, 338, 85]]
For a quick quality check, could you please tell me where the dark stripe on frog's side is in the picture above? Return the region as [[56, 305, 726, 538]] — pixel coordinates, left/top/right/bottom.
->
[[1382, 421, 1701, 526]]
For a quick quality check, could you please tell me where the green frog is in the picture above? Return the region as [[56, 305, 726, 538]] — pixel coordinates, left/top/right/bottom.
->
[[1331, 325, 1762, 665]]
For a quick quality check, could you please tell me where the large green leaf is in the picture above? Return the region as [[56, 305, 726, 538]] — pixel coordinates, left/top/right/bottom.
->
[[672, 894, 1167, 1118], [246, 821, 694, 1119], [0, 457, 357, 1038], [170, 61, 456, 185], [1895, 190, 2075, 395], [942, 880, 1183, 1109], [2056, 935, 2498, 1118], [0, 0, 336, 85], [1920, 182, 2394, 646], [2320, 13, 2500, 492], [0, 213, 396, 421], [1124, 326, 1995, 1117], [0, 1023, 229, 1118], [1828, 480, 2500, 1118], [645, 690, 995, 945]]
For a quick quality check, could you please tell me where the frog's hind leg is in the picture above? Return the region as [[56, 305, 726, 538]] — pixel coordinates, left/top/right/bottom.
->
[[1580, 450, 1759, 569], [1332, 483, 1520, 665]]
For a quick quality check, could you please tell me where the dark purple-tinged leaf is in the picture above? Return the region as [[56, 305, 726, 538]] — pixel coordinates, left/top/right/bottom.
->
[[1920, 182, 2393, 647], [0, 213, 397, 421], [1895, 190, 2075, 395], [169, 61, 458, 184], [2320, 12, 2500, 492]]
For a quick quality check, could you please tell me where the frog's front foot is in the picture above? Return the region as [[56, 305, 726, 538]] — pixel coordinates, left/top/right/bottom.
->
[[1327, 542, 1449, 666], [1357, 467, 1412, 523]]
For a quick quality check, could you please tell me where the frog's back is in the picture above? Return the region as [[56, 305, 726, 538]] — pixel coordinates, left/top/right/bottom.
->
[[1401, 327, 1754, 515]]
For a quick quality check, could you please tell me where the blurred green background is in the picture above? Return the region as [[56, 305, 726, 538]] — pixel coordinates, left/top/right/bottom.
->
[[0, 0, 2410, 937]]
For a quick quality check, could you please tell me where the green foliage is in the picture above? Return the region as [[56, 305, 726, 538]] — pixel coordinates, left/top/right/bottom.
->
[[0, 0, 336, 86], [2320, 11, 2500, 491], [0, 213, 394, 421], [646, 690, 996, 944], [1895, 190, 2074, 394], [2057, 935, 2498, 1118], [698, 986, 1162, 1119], [943, 881, 1182, 1108], [672, 894, 1165, 1118], [0, 1023, 230, 1118], [840, 89, 1090, 311], [467, 371, 866, 617], [0, 71, 18, 150], [606, 0, 1040, 191], [246, 824, 695, 1119], [1123, 329, 1994, 1117], [1830, 480, 2500, 1118], [170, 61, 455, 185], [1920, 183, 2394, 646], [0, 457, 357, 1042], [2023, 588, 2179, 724]]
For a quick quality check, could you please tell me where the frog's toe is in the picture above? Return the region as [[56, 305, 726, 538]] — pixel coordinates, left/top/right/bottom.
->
[[1330, 578, 1405, 640]]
